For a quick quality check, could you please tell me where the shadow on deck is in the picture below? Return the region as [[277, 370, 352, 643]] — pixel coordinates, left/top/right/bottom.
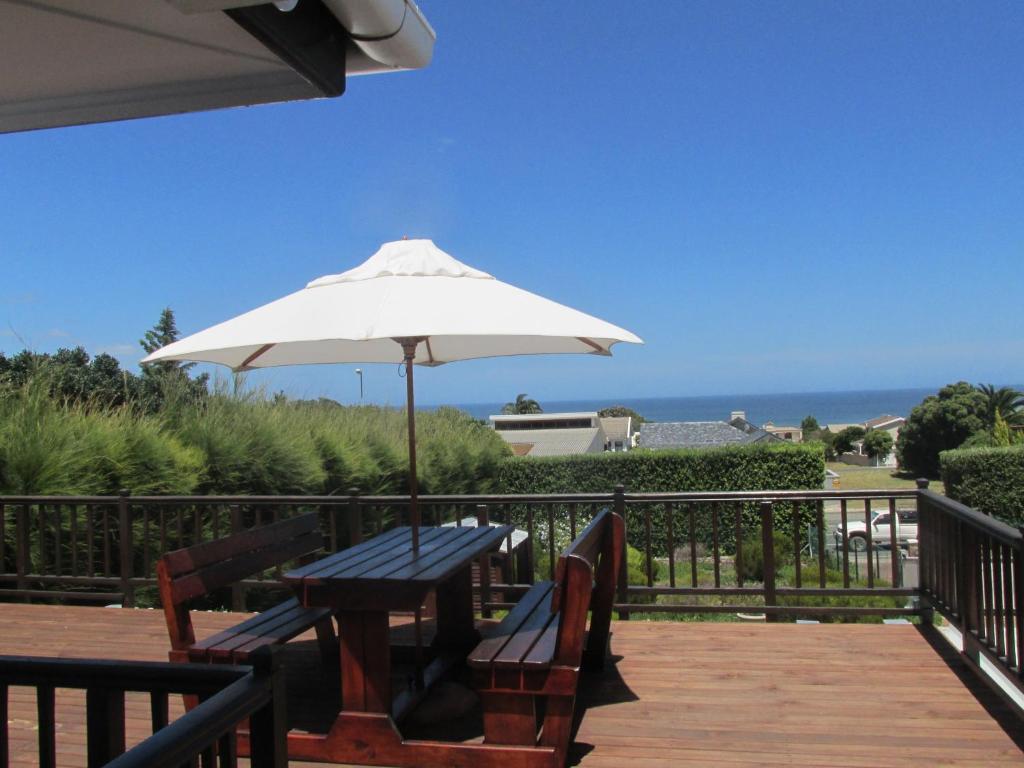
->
[[1, 604, 1022, 767]]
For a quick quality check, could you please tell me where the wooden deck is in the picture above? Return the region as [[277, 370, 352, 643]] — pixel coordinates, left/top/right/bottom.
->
[[2, 604, 1022, 767]]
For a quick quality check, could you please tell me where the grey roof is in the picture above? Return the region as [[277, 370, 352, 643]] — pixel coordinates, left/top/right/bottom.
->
[[639, 421, 753, 450], [496, 427, 606, 457], [729, 415, 760, 434]]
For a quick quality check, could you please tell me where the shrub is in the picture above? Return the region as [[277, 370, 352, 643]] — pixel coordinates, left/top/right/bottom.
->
[[498, 443, 824, 555], [737, 531, 795, 583], [940, 444, 1024, 525], [0, 377, 509, 497]]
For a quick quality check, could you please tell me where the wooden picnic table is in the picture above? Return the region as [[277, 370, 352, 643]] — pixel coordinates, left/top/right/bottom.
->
[[280, 523, 515, 767]]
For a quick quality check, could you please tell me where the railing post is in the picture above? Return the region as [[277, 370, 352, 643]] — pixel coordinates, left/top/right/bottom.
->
[[614, 485, 629, 620], [959, 522, 981, 665], [915, 478, 931, 613], [118, 490, 134, 607], [347, 488, 362, 548], [248, 646, 287, 768], [761, 501, 777, 623], [15, 504, 29, 594], [86, 687, 126, 766], [230, 505, 245, 612], [476, 504, 492, 618]]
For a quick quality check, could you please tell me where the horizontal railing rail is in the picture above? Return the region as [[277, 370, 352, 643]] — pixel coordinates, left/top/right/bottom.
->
[[0, 645, 285, 768], [918, 488, 1023, 693], [1, 488, 925, 617]]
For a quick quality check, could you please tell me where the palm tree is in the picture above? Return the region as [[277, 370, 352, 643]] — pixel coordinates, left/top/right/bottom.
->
[[976, 384, 1024, 427], [502, 393, 543, 415]]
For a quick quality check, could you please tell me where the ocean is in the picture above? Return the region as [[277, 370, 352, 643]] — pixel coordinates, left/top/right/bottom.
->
[[449, 387, 941, 427]]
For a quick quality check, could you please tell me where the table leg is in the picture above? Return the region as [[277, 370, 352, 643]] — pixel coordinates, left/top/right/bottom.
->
[[337, 610, 391, 713], [434, 564, 477, 651]]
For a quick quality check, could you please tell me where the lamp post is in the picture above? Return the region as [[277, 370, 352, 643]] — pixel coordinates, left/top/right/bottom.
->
[[355, 368, 363, 400]]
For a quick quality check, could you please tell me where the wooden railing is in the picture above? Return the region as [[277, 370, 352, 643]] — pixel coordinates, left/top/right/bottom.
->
[[0, 646, 285, 768], [0, 488, 922, 619], [919, 488, 1023, 693]]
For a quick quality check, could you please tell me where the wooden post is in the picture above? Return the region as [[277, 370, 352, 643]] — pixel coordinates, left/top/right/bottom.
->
[[959, 523, 980, 662], [614, 485, 629, 620], [347, 488, 362, 548], [230, 505, 245, 612], [249, 647, 287, 768], [477, 504, 492, 618], [86, 688, 126, 766], [760, 501, 777, 623], [15, 504, 29, 594], [118, 490, 134, 607]]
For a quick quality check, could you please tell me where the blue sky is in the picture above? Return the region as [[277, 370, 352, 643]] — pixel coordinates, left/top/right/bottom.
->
[[1, 1, 1022, 408]]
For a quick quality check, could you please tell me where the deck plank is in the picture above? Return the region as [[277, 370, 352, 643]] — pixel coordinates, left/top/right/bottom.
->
[[0, 604, 1021, 766]]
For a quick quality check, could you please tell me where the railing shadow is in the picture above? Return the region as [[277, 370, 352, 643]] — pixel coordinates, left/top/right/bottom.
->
[[914, 622, 1024, 751]]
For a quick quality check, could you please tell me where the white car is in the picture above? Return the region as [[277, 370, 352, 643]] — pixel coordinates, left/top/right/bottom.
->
[[835, 509, 918, 551]]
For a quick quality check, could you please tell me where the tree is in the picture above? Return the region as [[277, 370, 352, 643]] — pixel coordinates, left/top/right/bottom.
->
[[800, 415, 819, 433], [896, 382, 988, 477], [0, 347, 141, 408], [862, 430, 893, 460], [139, 308, 208, 411], [833, 426, 866, 455], [501, 393, 542, 415], [976, 383, 1024, 428], [598, 405, 646, 424]]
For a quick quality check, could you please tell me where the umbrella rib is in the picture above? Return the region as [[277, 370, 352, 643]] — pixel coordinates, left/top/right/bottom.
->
[[424, 338, 436, 364], [235, 343, 276, 371], [577, 337, 608, 355]]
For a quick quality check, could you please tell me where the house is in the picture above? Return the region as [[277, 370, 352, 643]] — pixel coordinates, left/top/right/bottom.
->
[[0, 0, 436, 134], [762, 422, 803, 443], [489, 412, 608, 457], [829, 414, 906, 468]]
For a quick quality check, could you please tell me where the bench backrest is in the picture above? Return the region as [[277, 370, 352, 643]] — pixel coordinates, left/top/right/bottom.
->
[[550, 508, 624, 669], [156, 513, 323, 651]]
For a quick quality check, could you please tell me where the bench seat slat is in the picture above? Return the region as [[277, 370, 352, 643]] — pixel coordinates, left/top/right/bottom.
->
[[467, 581, 554, 669], [190, 599, 332, 662], [522, 620, 559, 669], [491, 589, 558, 669], [225, 607, 333, 659], [190, 597, 303, 652]]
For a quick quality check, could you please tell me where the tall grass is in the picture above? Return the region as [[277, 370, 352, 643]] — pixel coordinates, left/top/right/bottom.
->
[[0, 378, 510, 496]]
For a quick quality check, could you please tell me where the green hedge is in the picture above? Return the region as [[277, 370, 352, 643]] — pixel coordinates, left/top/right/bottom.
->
[[940, 445, 1024, 525], [497, 443, 825, 555]]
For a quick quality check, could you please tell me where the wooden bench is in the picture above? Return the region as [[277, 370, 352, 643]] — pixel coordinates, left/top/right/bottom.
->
[[157, 513, 337, 666], [467, 508, 624, 767]]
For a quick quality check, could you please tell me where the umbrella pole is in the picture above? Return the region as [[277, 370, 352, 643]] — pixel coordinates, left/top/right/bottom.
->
[[400, 339, 421, 552], [399, 338, 425, 690]]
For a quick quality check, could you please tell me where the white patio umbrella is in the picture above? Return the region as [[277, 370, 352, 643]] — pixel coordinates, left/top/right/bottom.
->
[[143, 238, 642, 550]]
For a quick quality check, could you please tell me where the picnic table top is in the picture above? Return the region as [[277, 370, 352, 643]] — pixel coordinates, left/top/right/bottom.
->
[[283, 524, 514, 590]]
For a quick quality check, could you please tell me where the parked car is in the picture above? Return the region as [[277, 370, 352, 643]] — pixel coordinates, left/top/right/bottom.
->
[[835, 508, 918, 550]]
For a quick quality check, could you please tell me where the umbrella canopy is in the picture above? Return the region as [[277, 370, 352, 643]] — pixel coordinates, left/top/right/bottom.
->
[[143, 238, 642, 370], [143, 238, 642, 550]]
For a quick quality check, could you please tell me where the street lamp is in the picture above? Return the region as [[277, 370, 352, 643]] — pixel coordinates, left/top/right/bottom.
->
[[355, 368, 363, 400]]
